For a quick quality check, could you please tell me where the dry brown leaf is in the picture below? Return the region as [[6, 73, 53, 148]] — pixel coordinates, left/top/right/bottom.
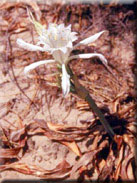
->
[[47, 122, 67, 132], [76, 100, 89, 110], [114, 135, 123, 150], [98, 159, 106, 172], [70, 149, 100, 178], [121, 153, 134, 180], [26, 122, 46, 135], [99, 149, 115, 181], [61, 141, 81, 157], [114, 144, 124, 181], [35, 121, 82, 155], [90, 135, 102, 150], [14, 27, 27, 33], [27, 121, 74, 141], [126, 123, 136, 134], [79, 166, 87, 174], [0, 160, 71, 179], [123, 134, 135, 154], [10, 128, 25, 142], [127, 161, 134, 180], [8, 127, 27, 147], [47, 121, 88, 134], [0, 2, 15, 10], [31, 122, 82, 155], [118, 104, 136, 117], [35, 119, 89, 139], [0, 147, 20, 159]]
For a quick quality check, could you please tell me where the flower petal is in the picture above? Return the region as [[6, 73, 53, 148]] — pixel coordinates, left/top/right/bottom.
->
[[67, 41, 73, 49], [17, 38, 45, 52], [74, 31, 106, 47], [60, 47, 67, 54], [24, 59, 55, 75], [52, 48, 72, 64], [61, 64, 70, 97], [69, 53, 108, 66]]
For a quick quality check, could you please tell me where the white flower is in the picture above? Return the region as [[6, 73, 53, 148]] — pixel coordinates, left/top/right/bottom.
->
[[38, 23, 78, 64], [61, 64, 70, 96], [17, 11, 108, 97]]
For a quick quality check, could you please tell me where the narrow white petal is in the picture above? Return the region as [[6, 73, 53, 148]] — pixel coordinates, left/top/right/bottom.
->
[[17, 38, 45, 52], [67, 41, 73, 49], [67, 24, 71, 29], [24, 59, 55, 75], [58, 24, 65, 29], [61, 64, 70, 97], [69, 53, 108, 66], [60, 47, 67, 54], [74, 31, 106, 47]]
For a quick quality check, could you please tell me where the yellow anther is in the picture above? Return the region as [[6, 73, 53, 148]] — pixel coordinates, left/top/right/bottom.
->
[[54, 34, 57, 40]]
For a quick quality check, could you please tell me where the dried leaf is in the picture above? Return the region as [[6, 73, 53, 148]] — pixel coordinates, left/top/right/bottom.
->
[[99, 149, 115, 181], [121, 153, 134, 180], [35, 119, 89, 139], [114, 144, 124, 181], [70, 150, 100, 178], [0, 147, 20, 159], [61, 141, 81, 157], [47, 122, 67, 132], [123, 134, 135, 154], [127, 161, 134, 180], [90, 135, 102, 150], [0, 160, 71, 179], [26, 122, 46, 135], [76, 100, 89, 110], [0, 2, 15, 10], [47, 121, 88, 134], [10, 128, 25, 142], [114, 135, 123, 150], [98, 159, 106, 172]]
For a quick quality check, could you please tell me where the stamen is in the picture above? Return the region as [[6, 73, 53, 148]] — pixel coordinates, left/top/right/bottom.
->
[[54, 34, 57, 40]]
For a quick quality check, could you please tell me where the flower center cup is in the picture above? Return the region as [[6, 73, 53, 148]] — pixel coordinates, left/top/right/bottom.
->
[[38, 24, 78, 64]]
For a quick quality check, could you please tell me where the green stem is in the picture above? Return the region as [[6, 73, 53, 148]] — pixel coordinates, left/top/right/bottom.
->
[[85, 94, 115, 139], [68, 66, 115, 140]]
